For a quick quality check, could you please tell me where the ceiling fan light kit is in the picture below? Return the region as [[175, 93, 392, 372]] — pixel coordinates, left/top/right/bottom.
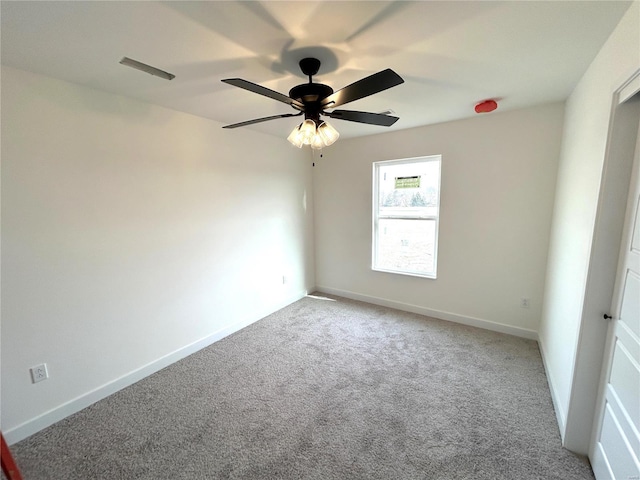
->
[[287, 119, 340, 149], [221, 57, 404, 148]]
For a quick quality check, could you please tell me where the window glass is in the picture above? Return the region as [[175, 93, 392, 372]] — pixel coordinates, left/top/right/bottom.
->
[[373, 156, 441, 278]]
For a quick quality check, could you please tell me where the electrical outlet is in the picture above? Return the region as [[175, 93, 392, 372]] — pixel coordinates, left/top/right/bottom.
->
[[30, 363, 48, 383], [520, 298, 531, 309]]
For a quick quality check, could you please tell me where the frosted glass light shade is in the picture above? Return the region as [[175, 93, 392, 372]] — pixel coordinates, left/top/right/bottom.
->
[[310, 133, 324, 150], [317, 121, 339, 146], [299, 119, 316, 145], [287, 124, 304, 148]]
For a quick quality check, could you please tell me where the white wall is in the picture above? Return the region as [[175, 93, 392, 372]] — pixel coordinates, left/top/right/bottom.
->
[[0, 67, 315, 442], [538, 1, 640, 454], [314, 102, 564, 338]]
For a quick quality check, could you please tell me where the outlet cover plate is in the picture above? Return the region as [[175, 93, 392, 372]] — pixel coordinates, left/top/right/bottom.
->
[[30, 363, 48, 383]]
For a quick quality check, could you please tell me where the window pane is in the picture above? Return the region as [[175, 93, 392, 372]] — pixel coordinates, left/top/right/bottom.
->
[[375, 218, 436, 275], [373, 155, 440, 278], [378, 161, 439, 218]]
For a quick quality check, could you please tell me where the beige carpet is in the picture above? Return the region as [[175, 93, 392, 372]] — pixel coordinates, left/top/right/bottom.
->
[[8, 293, 593, 479]]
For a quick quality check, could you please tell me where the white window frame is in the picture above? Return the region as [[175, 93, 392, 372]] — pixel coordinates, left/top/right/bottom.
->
[[372, 155, 441, 279]]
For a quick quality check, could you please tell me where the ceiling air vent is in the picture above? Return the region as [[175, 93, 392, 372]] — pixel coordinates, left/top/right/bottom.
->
[[119, 57, 175, 81]]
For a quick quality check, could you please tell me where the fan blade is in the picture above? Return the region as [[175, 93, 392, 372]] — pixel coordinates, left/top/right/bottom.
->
[[222, 78, 304, 109], [320, 69, 404, 109], [223, 112, 303, 129], [325, 110, 399, 127]]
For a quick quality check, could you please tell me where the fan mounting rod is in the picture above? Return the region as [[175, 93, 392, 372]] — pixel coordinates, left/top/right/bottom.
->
[[289, 58, 333, 106], [299, 57, 321, 81]]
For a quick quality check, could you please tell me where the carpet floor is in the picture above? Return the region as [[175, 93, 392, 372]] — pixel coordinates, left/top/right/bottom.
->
[[8, 294, 594, 479]]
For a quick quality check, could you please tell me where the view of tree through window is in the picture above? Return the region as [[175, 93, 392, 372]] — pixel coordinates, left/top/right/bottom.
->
[[373, 156, 441, 278]]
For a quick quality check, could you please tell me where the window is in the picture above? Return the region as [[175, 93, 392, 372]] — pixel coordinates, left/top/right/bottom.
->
[[372, 155, 441, 278]]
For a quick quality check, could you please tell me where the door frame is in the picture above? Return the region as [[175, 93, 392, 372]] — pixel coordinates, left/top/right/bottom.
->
[[588, 81, 640, 471], [563, 68, 640, 454]]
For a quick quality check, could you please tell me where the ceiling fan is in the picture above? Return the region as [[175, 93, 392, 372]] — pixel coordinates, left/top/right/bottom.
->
[[221, 57, 404, 148]]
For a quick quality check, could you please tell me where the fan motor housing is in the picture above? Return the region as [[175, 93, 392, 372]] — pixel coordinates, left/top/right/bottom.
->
[[289, 83, 333, 104]]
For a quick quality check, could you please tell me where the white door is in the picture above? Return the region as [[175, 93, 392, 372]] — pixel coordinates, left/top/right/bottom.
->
[[590, 116, 640, 479]]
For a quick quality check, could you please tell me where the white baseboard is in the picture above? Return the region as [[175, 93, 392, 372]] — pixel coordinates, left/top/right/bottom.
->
[[4, 290, 307, 445], [537, 335, 567, 440], [314, 286, 539, 340]]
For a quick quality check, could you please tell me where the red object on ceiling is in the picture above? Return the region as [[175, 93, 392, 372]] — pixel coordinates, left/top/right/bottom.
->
[[475, 100, 498, 113]]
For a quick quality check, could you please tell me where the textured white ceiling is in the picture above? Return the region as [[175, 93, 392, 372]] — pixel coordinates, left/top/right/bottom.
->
[[0, 1, 632, 139]]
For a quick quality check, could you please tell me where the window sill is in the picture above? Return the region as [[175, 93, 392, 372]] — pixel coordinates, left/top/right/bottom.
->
[[372, 267, 437, 280]]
